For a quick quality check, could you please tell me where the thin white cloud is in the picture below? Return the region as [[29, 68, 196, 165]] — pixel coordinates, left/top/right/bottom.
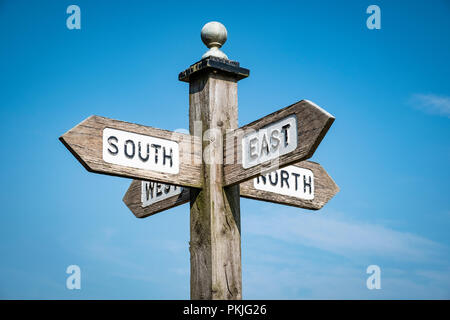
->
[[410, 93, 450, 117], [243, 262, 450, 299], [244, 210, 447, 263], [243, 210, 450, 299]]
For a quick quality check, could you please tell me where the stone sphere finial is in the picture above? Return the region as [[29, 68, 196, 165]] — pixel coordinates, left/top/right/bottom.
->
[[201, 21, 228, 60]]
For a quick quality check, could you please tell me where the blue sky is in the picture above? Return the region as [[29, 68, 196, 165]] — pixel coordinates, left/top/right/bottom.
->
[[0, 0, 449, 299]]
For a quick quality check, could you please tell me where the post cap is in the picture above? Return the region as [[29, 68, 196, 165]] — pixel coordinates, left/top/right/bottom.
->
[[179, 56, 249, 82], [201, 21, 228, 60], [179, 22, 249, 83]]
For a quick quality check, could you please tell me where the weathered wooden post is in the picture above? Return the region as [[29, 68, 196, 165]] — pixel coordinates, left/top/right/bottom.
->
[[179, 22, 249, 299]]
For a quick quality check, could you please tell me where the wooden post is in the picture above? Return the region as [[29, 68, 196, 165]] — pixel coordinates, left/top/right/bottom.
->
[[179, 52, 249, 298]]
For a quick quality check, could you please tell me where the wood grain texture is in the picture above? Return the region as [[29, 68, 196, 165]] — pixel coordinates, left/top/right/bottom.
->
[[189, 73, 242, 300], [240, 160, 339, 210], [223, 100, 335, 186], [59, 115, 202, 188], [123, 180, 190, 218], [123, 160, 338, 218]]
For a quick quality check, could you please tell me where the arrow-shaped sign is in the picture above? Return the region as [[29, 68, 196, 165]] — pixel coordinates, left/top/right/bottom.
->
[[123, 180, 190, 218], [223, 100, 334, 186], [240, 161, 339, 210], [60, 115, 203, 188], [123, 160, 338, 218]]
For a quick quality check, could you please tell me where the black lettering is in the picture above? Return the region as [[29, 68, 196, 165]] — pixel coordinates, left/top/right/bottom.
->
[[124, 140, 135, 159], [156, 183, 162, 197], [163, 147, 173, 167], [164, 184, 171, 194], [138, 142, 149, 162], [260, 133, 270, 156], [249, 137, 258, 159], [270, 129, 280, 149], [146, 182, 155, 199], [269, 171, 278, 186], [304, 175, 312, 194], [280, 170, 290, 189], [145, 183, 150, 200], [292, 173, 300, 191], [151, 144, 161, 163], [281, 124, 291, 147], [256, 175, 267, 185], [107, 136, 119, 155]]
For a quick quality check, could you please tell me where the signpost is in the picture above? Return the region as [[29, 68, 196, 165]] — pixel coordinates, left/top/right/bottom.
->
[[60, 21, 339, 300]]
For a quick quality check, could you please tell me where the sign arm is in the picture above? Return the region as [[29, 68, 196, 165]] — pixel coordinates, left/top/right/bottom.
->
[[223, 100, 335, 186], [123, 161, 339, 217], [59, 115, 203, 188]]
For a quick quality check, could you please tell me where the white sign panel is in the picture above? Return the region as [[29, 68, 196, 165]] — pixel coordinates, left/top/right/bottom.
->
[[242, 115, 297, 169], [141, 181, 183, 207], [254, 165, 314, 200], [103, 128, 179, 174]]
